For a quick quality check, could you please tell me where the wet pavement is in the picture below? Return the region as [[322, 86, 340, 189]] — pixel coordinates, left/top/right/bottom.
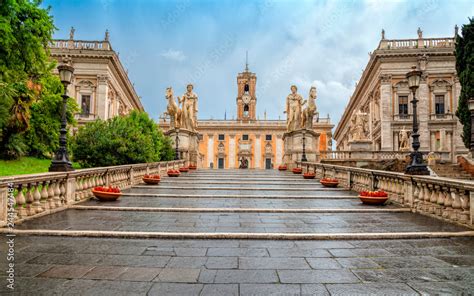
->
[[2, 169, 474, 295]]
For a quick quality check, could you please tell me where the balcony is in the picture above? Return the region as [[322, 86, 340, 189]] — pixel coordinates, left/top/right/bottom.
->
[[393, 114, 412, 121], [429, 113, 454, 120]]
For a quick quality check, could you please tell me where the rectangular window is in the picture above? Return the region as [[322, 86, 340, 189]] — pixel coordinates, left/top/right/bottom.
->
[[242, 134, 249, 141], [265, 134, 272, 141], [218, 134, 225, 141], [398, 95, 408, 117], [81, 95, 91, 116], [435, 95, 445, 115]]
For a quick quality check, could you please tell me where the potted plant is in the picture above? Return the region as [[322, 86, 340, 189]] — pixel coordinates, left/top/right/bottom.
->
[[92, 186, 122, 201], [179, 166, 189, 173], [278, 165, 287, 171], [303, 171, 316, 179], [142, 174, 161, 185], [358, 190, 389, 205], [292, 167, 303, 174], [167, 169, 181, 177], [320, 177, 339, 187], [189, 164, 197, 170]]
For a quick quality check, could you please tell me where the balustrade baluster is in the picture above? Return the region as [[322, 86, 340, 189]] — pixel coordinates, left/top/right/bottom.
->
[[53, 180, 62, 207], [47, 180, 55, 209], [16, 185, 27, 218]]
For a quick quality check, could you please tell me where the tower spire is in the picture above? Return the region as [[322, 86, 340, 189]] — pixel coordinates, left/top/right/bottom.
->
[[245, 51, 249, 72]]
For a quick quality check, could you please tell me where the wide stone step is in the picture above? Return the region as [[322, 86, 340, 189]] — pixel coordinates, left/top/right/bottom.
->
[[132, 185, 339, 192]]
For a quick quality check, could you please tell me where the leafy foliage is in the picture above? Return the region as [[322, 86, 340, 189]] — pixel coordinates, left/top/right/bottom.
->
[[455, 18, 474, 149], [72, 111, 174, 168]]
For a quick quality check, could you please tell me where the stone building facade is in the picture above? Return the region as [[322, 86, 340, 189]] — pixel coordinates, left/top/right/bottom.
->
[[49, 29, 144, 127], [159, 66, 334, 169], [333, 28, 466, 162]]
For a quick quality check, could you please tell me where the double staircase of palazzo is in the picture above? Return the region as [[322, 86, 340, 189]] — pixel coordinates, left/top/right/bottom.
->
[[11, 169, 472, 239]]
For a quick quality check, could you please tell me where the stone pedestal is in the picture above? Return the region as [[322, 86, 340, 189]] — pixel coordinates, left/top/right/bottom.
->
[[348, 140, 373, 160], [166, 129, 201, 168], [282, 129, 320, 169]]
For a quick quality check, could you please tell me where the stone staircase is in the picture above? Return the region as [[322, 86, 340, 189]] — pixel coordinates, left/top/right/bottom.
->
[[430, 163, 474, 180]]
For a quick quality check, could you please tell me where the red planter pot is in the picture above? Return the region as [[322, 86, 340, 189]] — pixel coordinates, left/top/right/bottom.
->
[[292, 168, 302, 174], [320, 180, 339, 188], [167, 170, 181, 177], [143, 176, 160, 185], [303, 173, 316, 179], [278, 165, 287, 171], [92, 189, 121, 201], [179, 167, 189, 173], [189, 165, 197, 170], [358, 195, 388, 205]]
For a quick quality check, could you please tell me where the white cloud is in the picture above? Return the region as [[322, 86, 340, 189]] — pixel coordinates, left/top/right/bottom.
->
[[160, 49, 186, 62]]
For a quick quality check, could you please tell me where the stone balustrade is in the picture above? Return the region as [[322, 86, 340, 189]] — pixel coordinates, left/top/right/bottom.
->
[[320, 150, 451, 162], [49, 39, 112, 50], [298, 161, 474, 227], [0, 160, 185, 226], [378, 37, 455, 50]]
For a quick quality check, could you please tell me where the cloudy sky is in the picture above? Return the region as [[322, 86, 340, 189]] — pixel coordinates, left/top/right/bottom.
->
[[43, 0, 473, 125]]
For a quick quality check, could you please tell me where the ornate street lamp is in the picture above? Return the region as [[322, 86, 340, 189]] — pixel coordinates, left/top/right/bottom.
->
[[405, 66, 429, 175], [301, 129, 308, 162], [49, 63, 75, 172], [468, 98, 474, 158], [174, 128, 180, 160]]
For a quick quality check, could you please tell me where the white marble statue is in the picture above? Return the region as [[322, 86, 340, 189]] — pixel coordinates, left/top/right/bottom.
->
[[351, 109, 369, 141], [284, 85, 303, 132], [179, 84, 198, 132], [301, 86, 317, 129], [399, 127, 410, 151], [164, 87, 182, 129]]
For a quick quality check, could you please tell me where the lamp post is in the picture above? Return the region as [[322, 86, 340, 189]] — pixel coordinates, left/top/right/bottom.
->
[[49, 63, 74, 172], [301, 129, 308, 162], [405, 66, 429, 175], [469, 98, 474, 158], [174, 128, 180, 160]]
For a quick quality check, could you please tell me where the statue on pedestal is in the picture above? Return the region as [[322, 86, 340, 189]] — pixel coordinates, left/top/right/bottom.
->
[[285, 85, 303, 132], [180, 84, 198, 132], [164, 87, 182, 129], [301, 86, 317, 129], [351, 110, 369, 141], [399, 127, 410, 151]]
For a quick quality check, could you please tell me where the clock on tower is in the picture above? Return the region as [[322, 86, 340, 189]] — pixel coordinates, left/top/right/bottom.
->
[[236, 59, 257, 121]]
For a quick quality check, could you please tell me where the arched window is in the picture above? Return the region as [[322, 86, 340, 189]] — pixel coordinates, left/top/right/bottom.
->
[[244, 84, 249, 92], [243, 104, 249, 117]]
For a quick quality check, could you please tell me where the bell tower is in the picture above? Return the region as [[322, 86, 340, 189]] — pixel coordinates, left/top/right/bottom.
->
[[236, 52, 257, 121]]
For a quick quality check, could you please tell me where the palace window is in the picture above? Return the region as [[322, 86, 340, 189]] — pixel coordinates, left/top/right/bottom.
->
[[398, 95, 408, 118], [242, 134, 249, 141], [435, 95, 445, 115], [218, 134, 225, 141], [265, 134, 272, 141], [81, 95, 91, 116], [244, 84, 249, 92], [243, 104, 249, 117]]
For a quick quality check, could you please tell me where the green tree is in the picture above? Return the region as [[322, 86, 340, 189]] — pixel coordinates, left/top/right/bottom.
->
[[0, 0, 56, 159], [72, 111, 174, 168], [455, 18, 474, 149]]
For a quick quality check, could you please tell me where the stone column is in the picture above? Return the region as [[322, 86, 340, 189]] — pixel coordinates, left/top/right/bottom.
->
[[440, 129, 446, 151], [96, 74, 109, 119], [380, 75, 393, 151], [276, 135, 283, 166], [207, 134, 214, 169], [430, 132, 436, 151], [229, 135, 236, 169], [255, 135, 261, 169], [418, 75, 430, 151]]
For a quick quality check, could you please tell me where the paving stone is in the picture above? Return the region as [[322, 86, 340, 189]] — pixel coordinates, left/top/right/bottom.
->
[[214, 270, 279, 283], [198, 269, 217, 283], [240, 284, 300, 295], [12, 277, 69, 295], [200, 284, 238, 296], [268, 247, 331, 258], [306, 258, 342, 269], [37, 265, 93, 279], [174, 247, 207, 257], [371, 256, 452, 269], [142, 247, 176, 256], [207, 247, 269, 257], [117, 267, 161, 282], [82, 266, 128, 280], [335, 257, 381, 269], [148, 283, 203, 295], [16, 263, 52, 277], [353, 268, 440, 283], [98, 255, 170, 267], [205, 257, 237, 269], [27, 253, 102, 265], [239, 257, 310, 269], [156, 268, 200, 283], [166, 256, 207, 268], [326, 283, 418, 295], [411, 281, 474, 295], [434, 255, 474, 267], [328, 248, 394, 257], [278, 269, 360, 284], [301, 284, 330, 295]]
